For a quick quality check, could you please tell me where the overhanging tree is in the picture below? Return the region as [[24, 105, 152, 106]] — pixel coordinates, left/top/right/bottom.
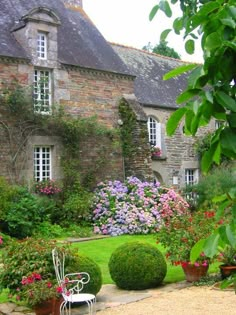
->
[[150, 0, 236, 285]]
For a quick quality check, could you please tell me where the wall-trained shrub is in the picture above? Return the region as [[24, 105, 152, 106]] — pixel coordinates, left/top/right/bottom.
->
[[92, 176, 188, 236], [108, 241, 167, 290]]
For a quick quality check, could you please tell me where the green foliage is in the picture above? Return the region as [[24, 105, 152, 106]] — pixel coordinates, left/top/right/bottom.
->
[[118, 99, 136, 158], [0, 81, 34, 120], [157, 209, 218, 265], [108, 241, 167, 290], [0, 177, 17, 219], [186, 166, 236, 209], [143, 40, 181, 59], [2, 189, 57, 239], [0, 238, 57, 294], [151, 0, 236, 173]]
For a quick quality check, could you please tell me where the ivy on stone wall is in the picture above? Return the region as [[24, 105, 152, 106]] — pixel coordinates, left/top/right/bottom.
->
[[0, 81, 116, 188], [118, 99, 136, 158]]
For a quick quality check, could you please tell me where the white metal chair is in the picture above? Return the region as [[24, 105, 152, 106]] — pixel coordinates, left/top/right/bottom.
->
[[52, 248, 96, 315]]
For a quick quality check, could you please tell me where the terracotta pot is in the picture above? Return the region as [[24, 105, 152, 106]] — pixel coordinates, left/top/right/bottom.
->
[[34, 297, 63, 315], [219, 265, 236, 279], [182, 264, 209, 282]]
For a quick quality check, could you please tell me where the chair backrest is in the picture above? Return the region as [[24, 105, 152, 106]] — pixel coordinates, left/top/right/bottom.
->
[[52, 248, 91, 295], [52, 248, 65, 286]]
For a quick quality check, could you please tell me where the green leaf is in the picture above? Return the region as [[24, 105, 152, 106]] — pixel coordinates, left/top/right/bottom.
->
[[221, 128, 236, 154], [159, 0, 172, 18], [185, 39, 195, 54], [212, 142, 221, 164], [163, 63, 197, 80], [187, 66, 204, 88], [176, 89, 201, 104], [201, 143, 219, 173], [226, 225, 236, 248], [215, 91, 236, 112], [160, 29, 172, 41], [227, 113, 236, 128], [203, 233, 220, 258], [149, 5, 159, 21], [173, 17, 183, 35], [198, 1, 220, 16], [166, 107, 187, 136], [213, 194, 228, 203], [190, 239, 206, 263], [220, 18, 236, 29], [205, 32, 222, 50], [215, 200, 231, 221]]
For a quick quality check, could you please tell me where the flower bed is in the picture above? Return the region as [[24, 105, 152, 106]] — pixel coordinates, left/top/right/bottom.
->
[[92, 176, 188, 236]]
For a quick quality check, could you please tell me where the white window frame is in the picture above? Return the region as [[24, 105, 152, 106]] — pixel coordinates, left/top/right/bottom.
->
[[185, 169, 199, 186], [37, 32, 47, 60], [34, 146, 52, 181], [147, 116, 162, 149], [34, 69, 52, 114]]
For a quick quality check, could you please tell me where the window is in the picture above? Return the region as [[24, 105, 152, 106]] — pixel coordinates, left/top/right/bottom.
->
[[37, 32, 47, 59], [215, 120, 225, 130], [34, 146, 51, 181], [34, 69, 51, 113], [185, 169, 199, 186], [147, 117, 161, 148]]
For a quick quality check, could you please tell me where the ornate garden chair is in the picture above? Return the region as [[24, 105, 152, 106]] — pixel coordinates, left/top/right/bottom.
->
[[52, 248, 96, 315]]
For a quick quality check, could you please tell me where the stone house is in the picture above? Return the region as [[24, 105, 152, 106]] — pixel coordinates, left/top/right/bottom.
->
[[0, 0, 214, 188]]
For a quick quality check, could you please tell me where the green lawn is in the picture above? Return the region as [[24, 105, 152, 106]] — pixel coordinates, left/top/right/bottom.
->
[[70, 234, 220, 284]]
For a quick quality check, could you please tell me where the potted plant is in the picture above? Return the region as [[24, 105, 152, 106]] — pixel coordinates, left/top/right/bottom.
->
[[20, 273, 62, 315], [218, 245, 236, 279], [0, 238, 102, 312], [156, 208, 220, 282]]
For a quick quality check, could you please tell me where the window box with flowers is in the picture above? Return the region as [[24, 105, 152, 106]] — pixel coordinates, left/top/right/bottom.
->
[[150, 145, 166, 160], [34, 179, 62, 196], [156, 208, 222, 282]]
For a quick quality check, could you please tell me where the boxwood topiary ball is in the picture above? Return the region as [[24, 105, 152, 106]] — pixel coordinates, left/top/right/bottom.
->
[[68, 253, 102, 295], [108, 241, 167, 290]]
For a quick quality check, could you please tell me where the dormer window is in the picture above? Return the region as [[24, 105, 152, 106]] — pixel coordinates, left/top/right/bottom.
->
[[37, 32, 47, 59]]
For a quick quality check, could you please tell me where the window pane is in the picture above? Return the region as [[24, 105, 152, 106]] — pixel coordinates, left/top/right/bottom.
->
[[34, 146, 51, 181]]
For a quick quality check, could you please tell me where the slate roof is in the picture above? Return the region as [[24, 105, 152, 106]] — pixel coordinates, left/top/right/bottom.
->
[[112, 43, 190, 109], [0, 0, 130, 75]]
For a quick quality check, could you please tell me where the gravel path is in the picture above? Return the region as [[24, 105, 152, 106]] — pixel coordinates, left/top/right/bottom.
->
[[97, 286, 236, 315]]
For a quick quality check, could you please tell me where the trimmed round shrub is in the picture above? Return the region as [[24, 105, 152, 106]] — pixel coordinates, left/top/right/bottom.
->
[[69, 254, 102, 296], [108, 241, 167, 290]]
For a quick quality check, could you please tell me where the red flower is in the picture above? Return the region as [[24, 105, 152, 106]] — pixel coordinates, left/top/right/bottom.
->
[[56, 286, 63, 293], [47, 282, 52, 288]]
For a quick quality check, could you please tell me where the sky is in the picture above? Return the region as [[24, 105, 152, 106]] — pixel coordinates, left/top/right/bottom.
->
[[83, 0, 203, 63]]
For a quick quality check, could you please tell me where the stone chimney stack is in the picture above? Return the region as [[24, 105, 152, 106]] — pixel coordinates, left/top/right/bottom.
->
[[63, 0, 83, 9]]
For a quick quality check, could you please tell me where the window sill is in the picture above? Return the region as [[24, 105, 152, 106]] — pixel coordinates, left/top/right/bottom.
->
[[151, 155, 167, 161]]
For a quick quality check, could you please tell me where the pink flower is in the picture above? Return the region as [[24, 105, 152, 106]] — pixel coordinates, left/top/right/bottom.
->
[[194, 262, 200, 267], [47, 282, 52, 288]]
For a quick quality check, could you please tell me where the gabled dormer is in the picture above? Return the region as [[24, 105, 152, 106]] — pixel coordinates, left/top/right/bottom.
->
[[12, 7, 61, 68]]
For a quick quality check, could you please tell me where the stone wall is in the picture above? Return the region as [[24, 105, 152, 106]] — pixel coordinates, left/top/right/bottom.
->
[[144, 106, 215, 187], [0, 58, 140, 185]]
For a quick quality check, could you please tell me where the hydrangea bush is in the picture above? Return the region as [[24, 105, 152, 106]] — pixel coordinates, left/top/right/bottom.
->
[[92, 177, 188, 236]]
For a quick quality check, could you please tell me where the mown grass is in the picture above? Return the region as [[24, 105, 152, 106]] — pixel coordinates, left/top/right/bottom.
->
[[70, 234, 220, 284]]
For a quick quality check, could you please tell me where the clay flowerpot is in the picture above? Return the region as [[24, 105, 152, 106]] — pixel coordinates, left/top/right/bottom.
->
[[34, 297, 63, 315], [182, 264, 209, 282], [219, 265, 236, 279]]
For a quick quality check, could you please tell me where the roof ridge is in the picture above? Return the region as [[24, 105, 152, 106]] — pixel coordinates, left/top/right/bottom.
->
[[110, 42, 199, 64]]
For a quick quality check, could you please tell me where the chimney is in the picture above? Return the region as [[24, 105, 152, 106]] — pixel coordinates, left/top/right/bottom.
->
[[63, 0, 83, 9]]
